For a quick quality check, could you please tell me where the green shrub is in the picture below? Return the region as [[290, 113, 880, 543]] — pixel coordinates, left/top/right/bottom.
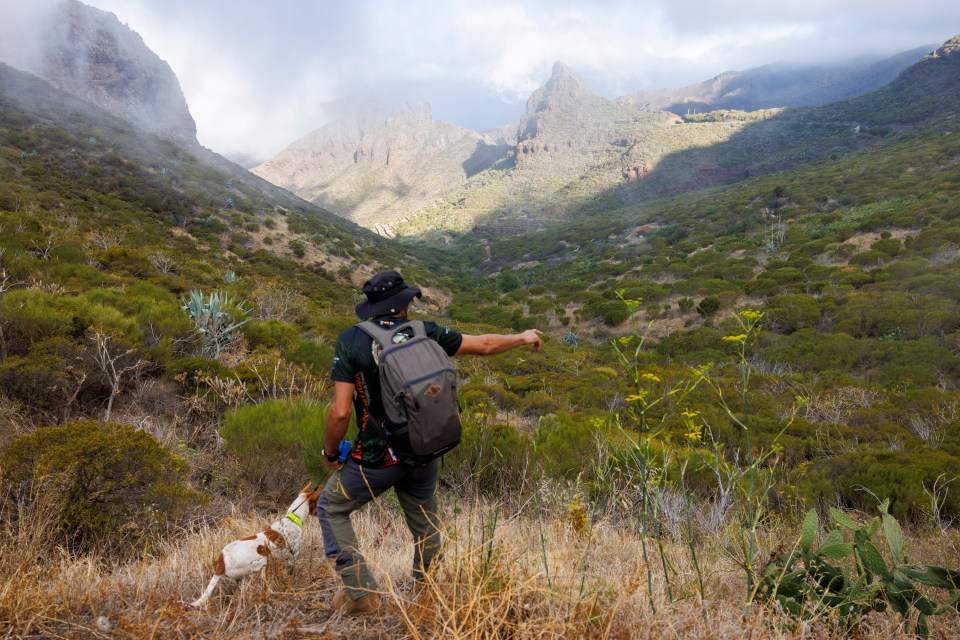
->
[[0, 420, 204, 555], [521, 390, 564, 417], [164, 356, 231, 390], [534, 413, 612, 480], [443, 415, 533, 497], [284, 338, 335, 376], [802, 450, 960, 523], [289, 239, 306, 258], [0, 349, 81, 416], [245, 319, 299, 351], [696, 295, 721, 316], [766, 294, 822, 334], [220, 399, 329, 497], [0, 289, 72, 355]]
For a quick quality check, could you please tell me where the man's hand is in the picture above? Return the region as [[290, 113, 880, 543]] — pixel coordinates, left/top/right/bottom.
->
[[521, 328, 543, 351], [324, 457, 341, 472]]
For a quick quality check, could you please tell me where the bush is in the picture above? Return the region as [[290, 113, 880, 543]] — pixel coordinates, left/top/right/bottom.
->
[[289, 239, 306, 258], [0, 289, 72, 356], [220, 399, 328, 497], [0, 420, 204, 555], [442, 415, 533, 497], [0, 351, 78, 417], [164, 356, 232, 391], [696, 295, 721, 316], [285, 338, 335, 376], [534, 414, 616, 480], [244, 319, 299, 351]]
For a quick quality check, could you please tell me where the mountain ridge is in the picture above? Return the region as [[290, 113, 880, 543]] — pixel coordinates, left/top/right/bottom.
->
[[255, 41, 950, 240], [617, 45, 933, 115]]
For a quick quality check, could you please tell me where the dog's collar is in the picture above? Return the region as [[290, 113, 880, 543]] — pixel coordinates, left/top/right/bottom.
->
[[285, 512, 303, 527]]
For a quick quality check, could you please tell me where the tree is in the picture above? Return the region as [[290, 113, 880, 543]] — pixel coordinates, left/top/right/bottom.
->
[[91, 330, 147, 422], [147, 250, 177, 274]]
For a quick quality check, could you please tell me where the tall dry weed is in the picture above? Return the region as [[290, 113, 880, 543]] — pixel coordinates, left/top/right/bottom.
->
[[0, 489, 954, 638]]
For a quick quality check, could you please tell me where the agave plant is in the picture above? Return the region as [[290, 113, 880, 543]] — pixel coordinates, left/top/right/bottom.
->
[[181, 289, 248, 360]]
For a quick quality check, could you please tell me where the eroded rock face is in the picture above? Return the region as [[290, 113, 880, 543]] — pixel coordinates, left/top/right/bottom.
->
[[253, 101, 507, 230], [0, 0, 196, 142], [931, 35, 960, 60]]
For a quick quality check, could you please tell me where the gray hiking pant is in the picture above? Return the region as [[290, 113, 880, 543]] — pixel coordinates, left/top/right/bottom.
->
[[316, 459, 441, 600]]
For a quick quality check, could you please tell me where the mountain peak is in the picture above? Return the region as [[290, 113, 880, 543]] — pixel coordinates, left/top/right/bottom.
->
[[542, 61, 595, 100], [518, 62, 600, 141]]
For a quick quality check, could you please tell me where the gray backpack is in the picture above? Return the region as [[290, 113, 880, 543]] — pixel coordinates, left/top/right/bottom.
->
[[356, 320, 461, 463]]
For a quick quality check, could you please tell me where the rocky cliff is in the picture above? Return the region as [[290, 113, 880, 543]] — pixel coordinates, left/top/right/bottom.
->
[[252, 102, 508, 235], [0, 0, 196, 142]]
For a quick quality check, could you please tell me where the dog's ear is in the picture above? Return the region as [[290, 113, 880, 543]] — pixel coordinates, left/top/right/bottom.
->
[[300, 481, 313, 494], [308, 484, 323, 499]]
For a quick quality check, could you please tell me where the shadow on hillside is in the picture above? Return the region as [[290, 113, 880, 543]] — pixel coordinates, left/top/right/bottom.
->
[[462, 140, 513, 178]]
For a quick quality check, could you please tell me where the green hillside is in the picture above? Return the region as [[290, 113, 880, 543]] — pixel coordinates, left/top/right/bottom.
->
[[0, 62, 453, 438], [3, 36, 960, 524], [4, 33, 960, 640], [429, 49, 960, 521]]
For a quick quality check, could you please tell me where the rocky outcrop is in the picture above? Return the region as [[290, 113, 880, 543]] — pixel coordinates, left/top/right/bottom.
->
[[929, 34, 960, 61], [253, 101, 509, 231], [0, 0, 196, 142]]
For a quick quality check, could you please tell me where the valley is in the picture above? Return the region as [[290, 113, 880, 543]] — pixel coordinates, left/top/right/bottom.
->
[[1, 3, 959, 637]]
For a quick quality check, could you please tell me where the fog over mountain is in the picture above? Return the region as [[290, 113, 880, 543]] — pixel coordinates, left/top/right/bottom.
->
[[3, 0, 960, 163], [0, 0, 196, 142]]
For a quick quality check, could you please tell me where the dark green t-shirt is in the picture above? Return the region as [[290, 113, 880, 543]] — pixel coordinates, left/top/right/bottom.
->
[[331, 317, 463, 466]]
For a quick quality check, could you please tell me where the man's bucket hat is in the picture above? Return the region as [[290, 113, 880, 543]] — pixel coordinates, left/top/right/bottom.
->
[[355, 269, 422, 320]]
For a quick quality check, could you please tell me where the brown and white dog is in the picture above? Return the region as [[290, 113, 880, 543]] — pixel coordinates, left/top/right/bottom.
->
[[190, 482, 323, 607]]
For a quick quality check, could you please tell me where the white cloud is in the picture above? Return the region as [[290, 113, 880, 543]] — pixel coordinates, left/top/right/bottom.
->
[[71, 0, 960, 161]]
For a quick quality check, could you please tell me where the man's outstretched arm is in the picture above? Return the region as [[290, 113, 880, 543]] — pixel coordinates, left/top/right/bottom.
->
[[324, 381, 354, 469], [455, 329, 543, 356]]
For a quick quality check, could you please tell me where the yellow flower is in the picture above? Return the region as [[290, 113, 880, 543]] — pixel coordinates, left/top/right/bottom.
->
[[722, 334, 748, 342], [641, 373, 661, 383], [680, 410, 700, 418], [625, 391, 648, 402], [739, 309, 762, 322]]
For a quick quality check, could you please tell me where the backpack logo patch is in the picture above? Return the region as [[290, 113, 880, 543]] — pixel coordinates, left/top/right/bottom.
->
[[425, 384, 443, 397]]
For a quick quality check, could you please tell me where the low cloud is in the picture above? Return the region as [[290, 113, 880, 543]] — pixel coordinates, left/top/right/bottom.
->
[[20, 1, 960, 161]]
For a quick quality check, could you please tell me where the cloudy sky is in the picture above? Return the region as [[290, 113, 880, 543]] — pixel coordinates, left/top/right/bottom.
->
[[51, 1, 960, 161]]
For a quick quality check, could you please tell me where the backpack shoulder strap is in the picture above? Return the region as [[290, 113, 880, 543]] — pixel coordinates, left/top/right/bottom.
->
[[354, 321, 393, 348], [355, 320, 426, 347]]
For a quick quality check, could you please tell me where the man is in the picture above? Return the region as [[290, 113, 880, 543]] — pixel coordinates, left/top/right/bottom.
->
[[317, 269, 542, 615]]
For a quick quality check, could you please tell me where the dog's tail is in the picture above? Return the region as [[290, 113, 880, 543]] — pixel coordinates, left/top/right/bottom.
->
[[190, 552, 226, 607]]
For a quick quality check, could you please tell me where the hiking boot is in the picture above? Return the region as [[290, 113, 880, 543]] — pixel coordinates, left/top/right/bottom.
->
[[332, 590, 381, 616]]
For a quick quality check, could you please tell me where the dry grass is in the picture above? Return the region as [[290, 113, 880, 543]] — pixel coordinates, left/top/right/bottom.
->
[[1, 493, 957, 639]]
